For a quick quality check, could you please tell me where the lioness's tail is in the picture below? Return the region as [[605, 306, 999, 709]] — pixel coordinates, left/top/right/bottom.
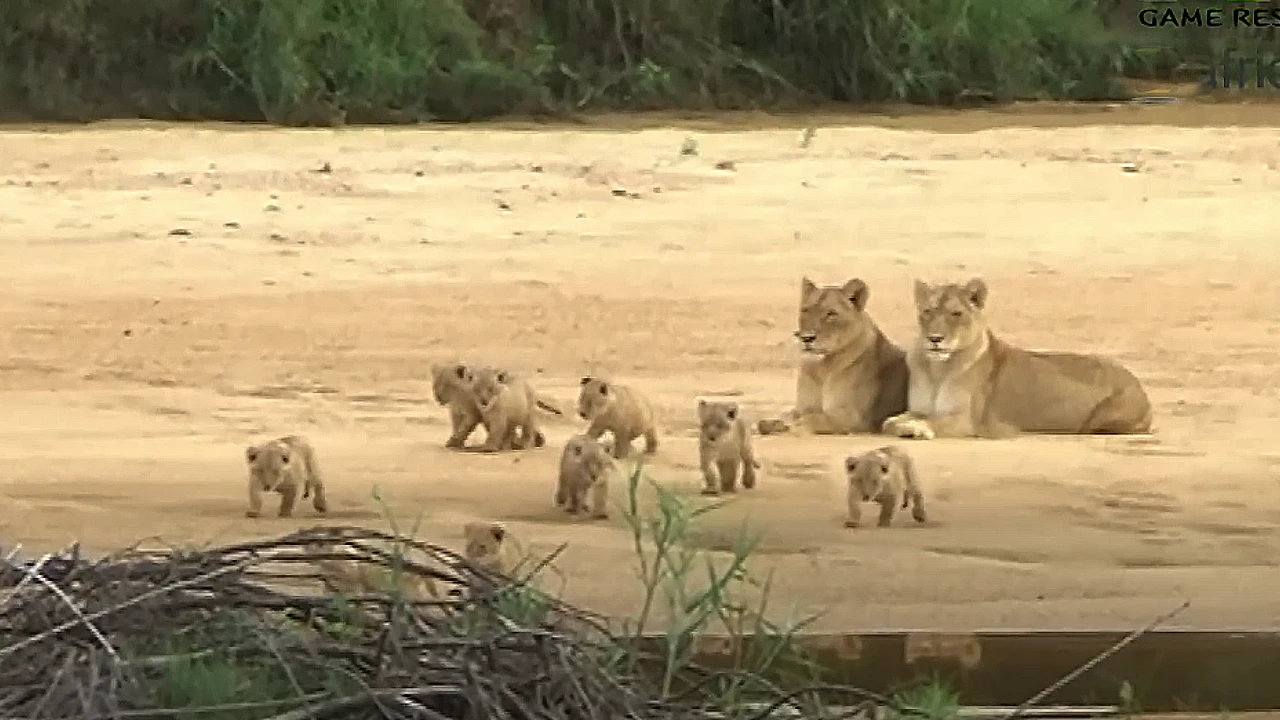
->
[[535, 396, 563, 416]]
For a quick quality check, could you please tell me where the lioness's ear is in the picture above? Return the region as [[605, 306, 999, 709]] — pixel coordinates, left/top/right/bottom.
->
[[841, 278, 869, 311], [913, 279, 933, 307], [801, 276, 818, 297], [245, 445, 259, 464], [964, 277, 989, 310]]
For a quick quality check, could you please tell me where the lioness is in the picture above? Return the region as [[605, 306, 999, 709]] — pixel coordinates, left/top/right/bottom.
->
[[431, 362, 492, 449], [697, 399, 760, 495], [577, 376, 659, 459], [772, 277, 908, 435], [844, 445, 926, 528], [470, 368, 561, 452], [245, 435, 328, 518], [555, 434, 614, 519], [881, 278, 1153, 440]]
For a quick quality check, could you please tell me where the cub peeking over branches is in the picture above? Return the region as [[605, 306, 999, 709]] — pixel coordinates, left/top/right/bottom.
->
[[844, 445, 926, 528], [245, 434, 328, 518], [555, 433, 615, 519], [697, 399, 759, 496], [576, 375, 658, 460]]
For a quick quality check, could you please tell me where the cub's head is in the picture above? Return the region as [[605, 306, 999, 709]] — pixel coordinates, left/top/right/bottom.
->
[[697, 399, 741, 444], [564, 434, 613, 474], [796, 277, 874, 356], [913, 277, 989, 360], [245, 440, 293, 491], [470, 368, 510, 410], [577, 376, 617, 421], [431, 362, 475, 406], [463, 520, 508, 574], [845, 447, 899, 502]]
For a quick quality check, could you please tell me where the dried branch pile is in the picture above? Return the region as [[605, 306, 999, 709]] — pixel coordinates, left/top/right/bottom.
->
[[0, 526, 905, 720]]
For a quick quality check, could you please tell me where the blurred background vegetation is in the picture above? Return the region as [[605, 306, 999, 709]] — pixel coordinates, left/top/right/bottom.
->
[[0, 0, 1278, 124]]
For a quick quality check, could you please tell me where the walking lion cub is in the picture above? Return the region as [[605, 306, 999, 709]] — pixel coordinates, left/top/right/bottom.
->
[[844, 445, 927, 528], [244, 435, 328, 518], [697, 399, 760, 495]]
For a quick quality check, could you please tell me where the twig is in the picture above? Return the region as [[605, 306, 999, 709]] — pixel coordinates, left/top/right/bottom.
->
[[999, 600, 1192, 720]]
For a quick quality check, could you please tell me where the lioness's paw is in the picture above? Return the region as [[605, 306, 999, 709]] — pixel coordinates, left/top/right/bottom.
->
[[882, 415, 935, 440], [756, 418, 791, 436]]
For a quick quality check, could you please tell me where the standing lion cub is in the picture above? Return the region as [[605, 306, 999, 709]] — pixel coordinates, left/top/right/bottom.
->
[[697, 399, 760, 495], [470, 367, 561, 452], [881, 278, 1153, 440], [431, 362, 492, 449], [555, 434, 615, 519], [844, 445, 926, 528], [576, 375, 659, 459], [244, 435, 328, 518]]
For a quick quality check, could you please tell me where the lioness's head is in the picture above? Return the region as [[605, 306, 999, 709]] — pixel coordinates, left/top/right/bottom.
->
[[697, 399, 740, 445], [431, 362, 474, 406], [577, 376, 617, 421], [913, 277, 989, 360], [795, 276, 874, 356], [470, 368, 510, 411], [245, 440, 293, 491], [845, 448, 897, 502]]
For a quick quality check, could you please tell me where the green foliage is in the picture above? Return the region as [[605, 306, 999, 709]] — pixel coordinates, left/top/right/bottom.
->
[[10, 0, 1280, 122]]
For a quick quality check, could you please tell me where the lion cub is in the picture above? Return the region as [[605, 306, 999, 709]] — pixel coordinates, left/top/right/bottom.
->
[[697, 399, 760, 495], [470, 367, 559, 452], [245, 435, 328, 518], [432, 362, 492, 449], [463, 521, 525, 577], [576, 375, 659, 459], [843, 445, 926, 528], [555, 434, 615, 519]]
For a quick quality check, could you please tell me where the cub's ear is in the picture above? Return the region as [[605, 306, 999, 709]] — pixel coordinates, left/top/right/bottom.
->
[[580, 376, 592, 386], [841, 278, 869, 311], [725, 403, 739, 421], [597, 382, 609, 395], [496, 370, 508, 383], [245, 445, 259, 464], [964, 277, 989, 310], [489, 523, 506, 544], [844, 456, 858, 473], [454, 364, 469, 379]]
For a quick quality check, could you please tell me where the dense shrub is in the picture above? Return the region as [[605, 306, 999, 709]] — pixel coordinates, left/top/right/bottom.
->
[[1, 0, 1278, 123]]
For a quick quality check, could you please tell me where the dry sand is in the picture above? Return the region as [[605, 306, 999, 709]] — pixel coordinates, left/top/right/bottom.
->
[[0, 103, 1278, 632]]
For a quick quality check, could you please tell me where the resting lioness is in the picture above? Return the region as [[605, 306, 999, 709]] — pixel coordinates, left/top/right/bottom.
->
[[245, 435, 328, 518], [767, 277, 908, 435], [881, 278, 1153, 440], [844, 445, 926, 528], [696, 399, 760, 495], [577, 375, 659, 459], [555, 434, 614, 519], [470, 367, 562, 452], [432, 362, 493, 449]]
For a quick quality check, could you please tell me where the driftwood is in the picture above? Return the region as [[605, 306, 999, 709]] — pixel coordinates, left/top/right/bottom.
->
[[0, 525, 921, 720]]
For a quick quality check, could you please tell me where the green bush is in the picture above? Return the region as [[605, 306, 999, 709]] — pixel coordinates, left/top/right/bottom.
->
[[2, 0, 1279, 123]]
